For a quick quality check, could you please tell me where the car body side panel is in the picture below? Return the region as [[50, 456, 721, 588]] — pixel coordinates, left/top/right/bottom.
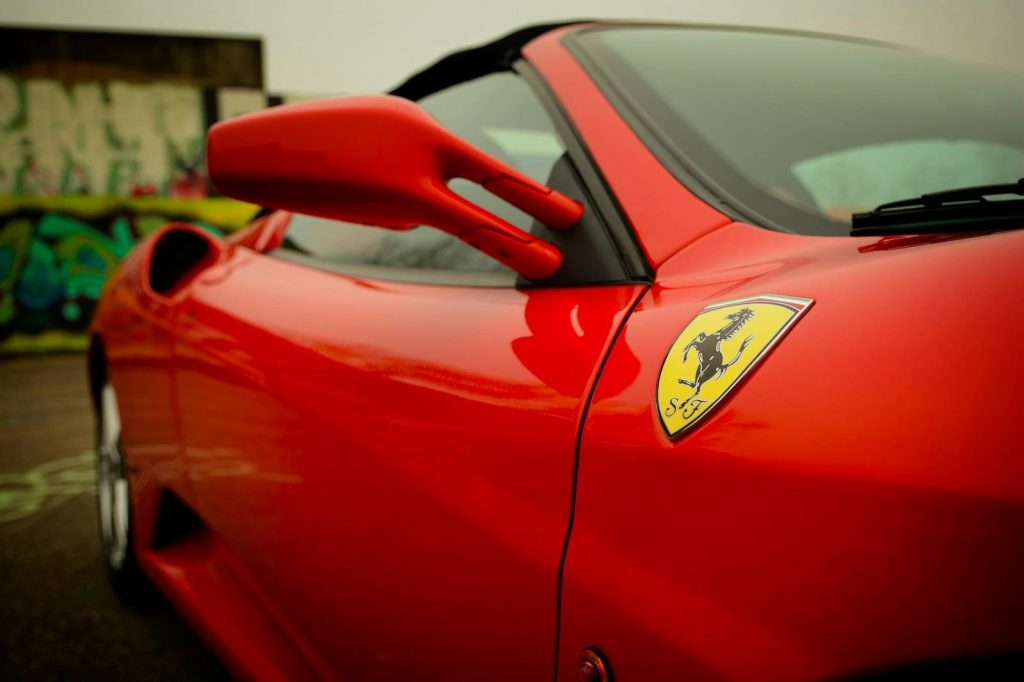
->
[[92, 235, 325, 680], [92, 236, 194, 550], [523, 27, 732, 269], [557, 223, 1024, 680], [169, 246, 645, 680]]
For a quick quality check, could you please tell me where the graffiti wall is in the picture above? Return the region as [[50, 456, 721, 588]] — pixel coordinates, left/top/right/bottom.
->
[[0, 26, 268, 199], [0, 76, 318, 199], [0, 75, 208, 197], [0, 196, 258, 353]]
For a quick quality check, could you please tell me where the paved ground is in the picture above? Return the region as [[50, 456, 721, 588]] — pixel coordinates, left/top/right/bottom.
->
[[0, 354, 229, 681]]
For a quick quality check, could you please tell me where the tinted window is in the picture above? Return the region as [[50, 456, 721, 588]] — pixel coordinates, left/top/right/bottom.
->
[[276, 72, 566, 283], [575, 27, 1024, 236]]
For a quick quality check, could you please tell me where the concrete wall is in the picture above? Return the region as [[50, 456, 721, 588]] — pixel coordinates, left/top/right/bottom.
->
[[0, 76, 206, 197], [0, 76, 304, 198], [0, 28, 323, 199]]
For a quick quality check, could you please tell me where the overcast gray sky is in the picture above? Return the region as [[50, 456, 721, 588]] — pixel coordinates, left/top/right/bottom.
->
[[2, 0, 1021, 93]]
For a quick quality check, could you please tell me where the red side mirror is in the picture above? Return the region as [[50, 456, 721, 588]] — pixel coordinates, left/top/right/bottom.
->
[[206, 95, 583, 280]]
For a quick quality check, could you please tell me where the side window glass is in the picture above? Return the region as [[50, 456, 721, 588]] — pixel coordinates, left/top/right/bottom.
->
[[280, 215, 510, 281], [420, 73, 566, 187], [273, 72, 567, 283]]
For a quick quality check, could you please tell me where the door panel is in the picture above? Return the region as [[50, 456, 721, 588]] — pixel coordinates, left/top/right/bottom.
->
[[173, 247, 643, 679], [102, 265, 190, 540], [555, 227, 1024, 680]]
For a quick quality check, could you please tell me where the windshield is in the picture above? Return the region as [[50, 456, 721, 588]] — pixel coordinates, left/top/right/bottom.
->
[[572, 26, 1024, 236]]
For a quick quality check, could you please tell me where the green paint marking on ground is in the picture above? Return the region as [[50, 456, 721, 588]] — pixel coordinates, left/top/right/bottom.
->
[[0, 331, 89, 353], [0, 451, 95, 523]]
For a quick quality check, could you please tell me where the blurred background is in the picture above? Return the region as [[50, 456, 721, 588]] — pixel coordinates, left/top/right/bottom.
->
[[0, 1, 1021, 679]]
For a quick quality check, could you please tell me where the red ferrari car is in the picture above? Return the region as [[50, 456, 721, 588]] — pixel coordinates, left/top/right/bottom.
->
[[89, 21, 1024, 681]]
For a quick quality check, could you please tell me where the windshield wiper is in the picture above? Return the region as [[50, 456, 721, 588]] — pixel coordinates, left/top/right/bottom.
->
[[851, 178, 1024, 236]]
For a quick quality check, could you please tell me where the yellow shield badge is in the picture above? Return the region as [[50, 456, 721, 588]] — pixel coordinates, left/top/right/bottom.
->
[[657, 294, 813, 438]]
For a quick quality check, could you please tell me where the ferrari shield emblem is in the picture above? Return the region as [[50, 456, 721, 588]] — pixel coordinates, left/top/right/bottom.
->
[[657, 294, 813, 438]]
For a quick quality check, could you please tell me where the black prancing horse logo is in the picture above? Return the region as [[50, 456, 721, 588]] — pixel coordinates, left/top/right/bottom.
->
[[676, 307, 755, 401]]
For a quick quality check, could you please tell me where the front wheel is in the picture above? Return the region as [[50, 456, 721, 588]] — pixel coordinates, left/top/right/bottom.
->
[[95, 380, 153, 602]]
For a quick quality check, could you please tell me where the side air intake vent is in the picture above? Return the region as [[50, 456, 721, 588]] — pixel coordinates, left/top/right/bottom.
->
[[148, 226, 221, 297]]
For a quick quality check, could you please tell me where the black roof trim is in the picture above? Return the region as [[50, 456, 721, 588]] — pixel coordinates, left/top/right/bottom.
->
[[387, 19, 913, 102], [389, 20, 591, 101]]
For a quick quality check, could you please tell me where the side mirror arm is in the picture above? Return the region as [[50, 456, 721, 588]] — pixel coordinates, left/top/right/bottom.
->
[[208, 95, 582, 280]]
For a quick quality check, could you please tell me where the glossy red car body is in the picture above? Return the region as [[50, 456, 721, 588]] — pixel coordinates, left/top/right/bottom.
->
[[90, 22, 1024, 681]]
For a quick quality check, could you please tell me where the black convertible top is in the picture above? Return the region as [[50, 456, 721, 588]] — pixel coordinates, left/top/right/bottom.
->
[[388, 20, 590, 101]]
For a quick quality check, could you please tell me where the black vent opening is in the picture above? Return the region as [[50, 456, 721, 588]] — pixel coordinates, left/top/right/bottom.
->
[[148, 228, 217, 296]]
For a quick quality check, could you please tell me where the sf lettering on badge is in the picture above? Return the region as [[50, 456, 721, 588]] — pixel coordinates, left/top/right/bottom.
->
[[657, 294, 813, 438]]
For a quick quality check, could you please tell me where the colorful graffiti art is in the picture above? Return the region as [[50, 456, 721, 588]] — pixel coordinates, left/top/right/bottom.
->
[[0, 196, 258, 353]]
